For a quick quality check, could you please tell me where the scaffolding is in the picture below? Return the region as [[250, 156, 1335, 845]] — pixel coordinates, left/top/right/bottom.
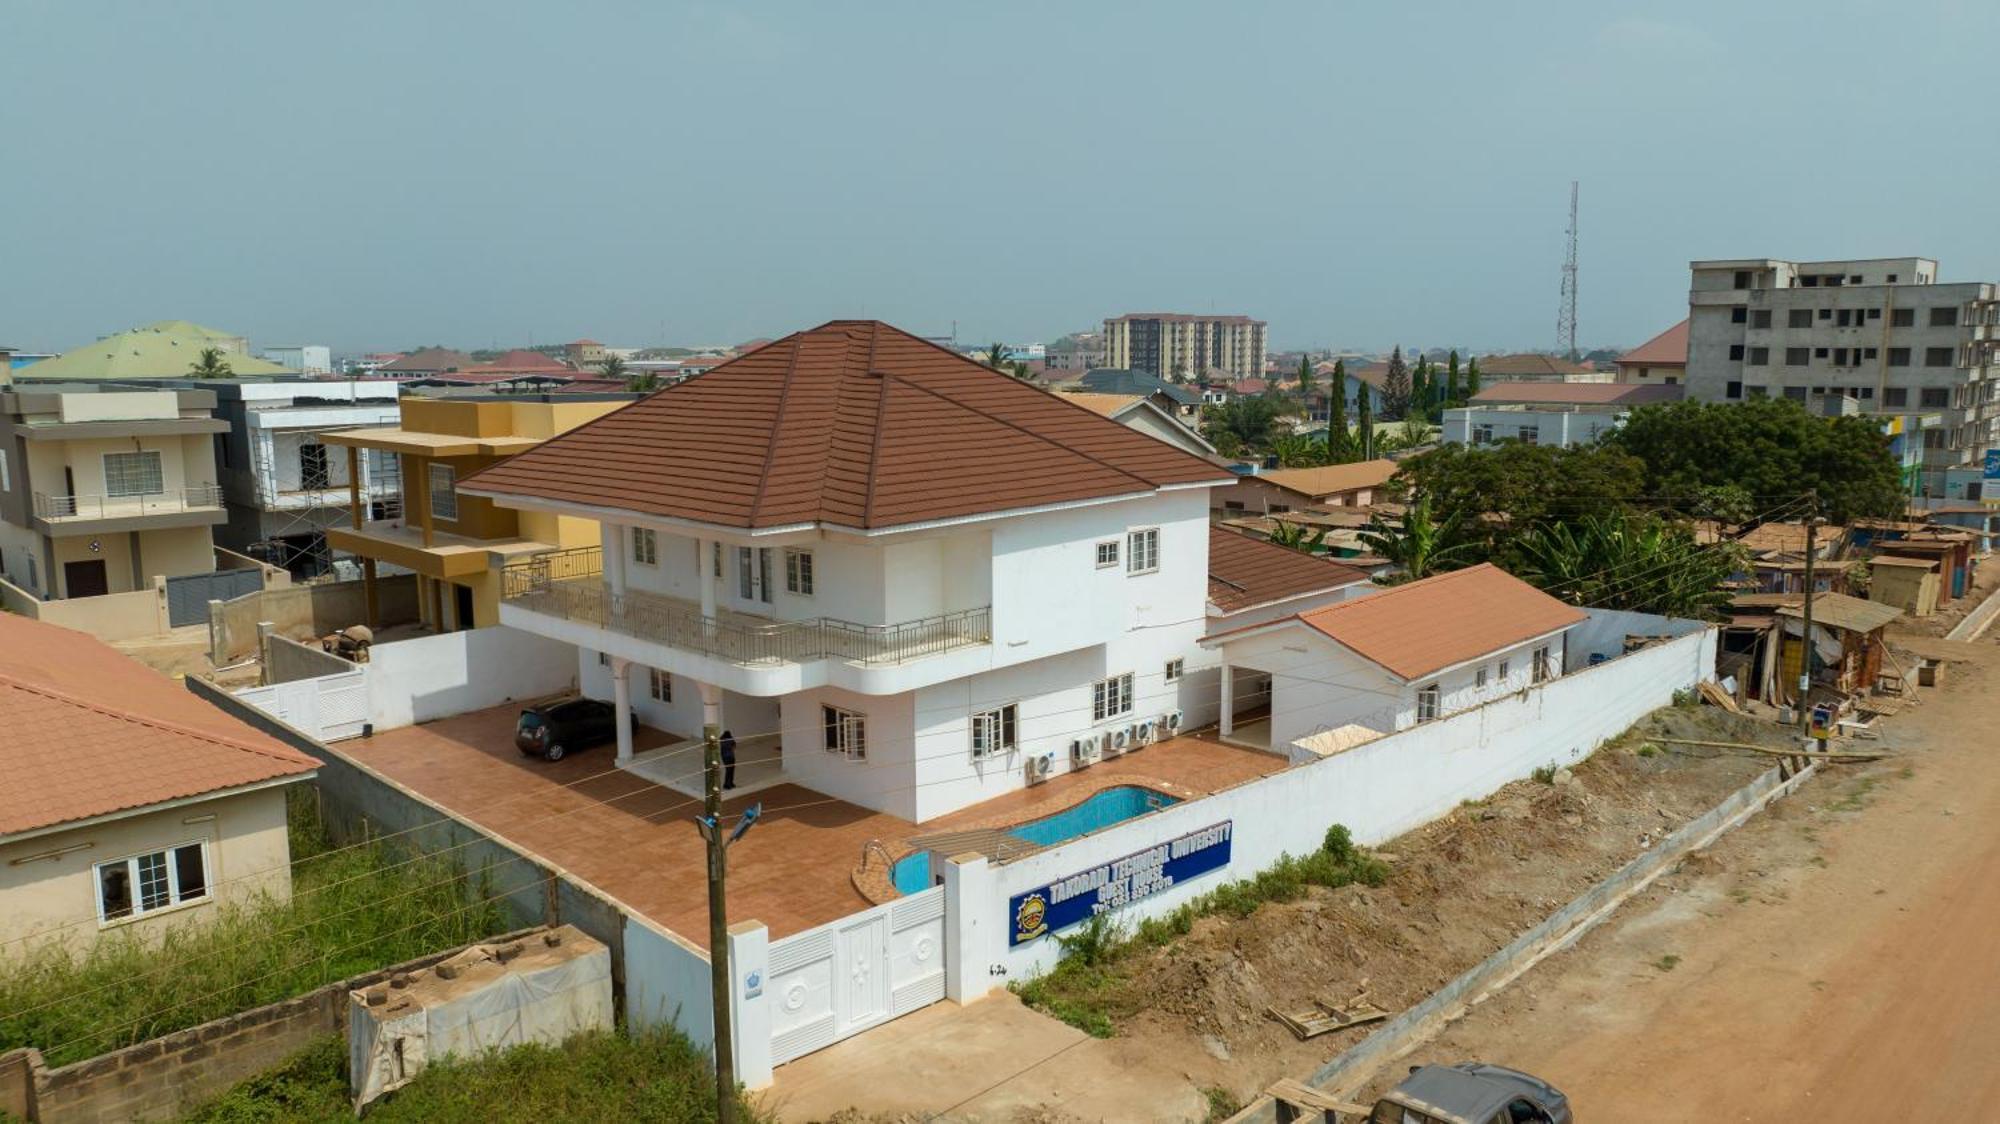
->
[[246, 420, 401, 579]]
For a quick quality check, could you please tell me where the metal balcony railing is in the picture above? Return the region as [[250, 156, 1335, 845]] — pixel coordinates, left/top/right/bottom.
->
[[33, 484, 224, 520], [502, 546, 991, 668]]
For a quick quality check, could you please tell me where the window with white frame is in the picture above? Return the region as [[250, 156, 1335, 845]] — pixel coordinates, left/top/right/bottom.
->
[[428, 463, 458, 521], [823, 705, 866, 759], [1092, 672, 1135, 721], [97, 842, 208, 922], [971, 703, 1018, 758], [785, 548, 814, 595], [1532, 645, 1554, 684], [632, 527, 659, 566], [1471, 424, 1493, 445], [1125, 528, 1159, 575], [1164, 658, 1184, 682], [648, 667, 671, 702], [1094, 540, 1119, 568], [1475, 665, 1489, 688], [1416, 682, 1440, 723], [103, 450, 164, 498]]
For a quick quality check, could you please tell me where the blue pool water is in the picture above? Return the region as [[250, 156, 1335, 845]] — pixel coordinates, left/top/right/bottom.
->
[[892, 852, 934, 895], [1007, 786, 1180, 848]]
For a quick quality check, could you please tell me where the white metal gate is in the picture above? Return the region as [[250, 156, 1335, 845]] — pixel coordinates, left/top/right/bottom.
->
[[766, 885, 946, 1065], [234, 669, 369, 742]]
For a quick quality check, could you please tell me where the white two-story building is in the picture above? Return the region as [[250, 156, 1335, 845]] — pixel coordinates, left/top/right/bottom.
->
[[460, 321, 1255, 823]]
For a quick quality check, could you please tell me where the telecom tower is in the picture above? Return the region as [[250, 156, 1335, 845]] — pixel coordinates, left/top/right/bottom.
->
[[1557, 181, 1579, 361]]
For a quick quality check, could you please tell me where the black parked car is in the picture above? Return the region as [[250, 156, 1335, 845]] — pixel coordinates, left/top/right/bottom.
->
[[515, 698, 624, 762]]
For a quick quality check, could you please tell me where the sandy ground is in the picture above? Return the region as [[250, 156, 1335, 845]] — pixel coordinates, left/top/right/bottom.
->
[[1359, 628, 2000, 1120]]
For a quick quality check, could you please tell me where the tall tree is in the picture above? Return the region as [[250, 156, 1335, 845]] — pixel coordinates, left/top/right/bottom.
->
[[1356, 383, 1376, 460], [1465, 357, 1482, 399], [188, 347, 233, 379], [1605, 397, 1906, 522], [1389, 441, 1647, 561], [1326, 360, 1351, 463], [1445, 350, 1462, 407], [985, 342, 1007, 370], [1411, 359, 1430, 419], [1202, 396, 1284, 457], [1381, 347, 1412, 420], [1296, 355, 1313, 396]]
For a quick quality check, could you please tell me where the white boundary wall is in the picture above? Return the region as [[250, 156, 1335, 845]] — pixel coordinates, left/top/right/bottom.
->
[[947, 624, 1716, 988], [623, 915, 715, 1051], [364, 626, 578, 730]]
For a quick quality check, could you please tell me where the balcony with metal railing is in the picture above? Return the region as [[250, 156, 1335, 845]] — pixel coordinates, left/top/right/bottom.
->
[[32, 484, 226, 527], [501, 546, 993, 670]]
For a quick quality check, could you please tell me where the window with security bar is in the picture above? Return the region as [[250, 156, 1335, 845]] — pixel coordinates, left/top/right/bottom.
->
[[102, 451, 164, 497]]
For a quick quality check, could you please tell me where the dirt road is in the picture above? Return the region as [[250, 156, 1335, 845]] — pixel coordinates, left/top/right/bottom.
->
[[1371, 633, 2000, 1120]]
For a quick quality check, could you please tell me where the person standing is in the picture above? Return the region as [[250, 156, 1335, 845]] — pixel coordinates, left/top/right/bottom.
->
[[719, 729, 737, 790]]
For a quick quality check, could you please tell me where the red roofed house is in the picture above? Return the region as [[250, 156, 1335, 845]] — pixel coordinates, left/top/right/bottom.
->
[[1443, 380, 1683, 448], [0, 614, 320, 953], [1615, 319, 1690, 385], [459, 320, 1241, 823], [1201, 564, 1586, 752]]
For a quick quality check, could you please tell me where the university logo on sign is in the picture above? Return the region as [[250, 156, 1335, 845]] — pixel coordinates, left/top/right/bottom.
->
[[1007, 822, 1232, 946]]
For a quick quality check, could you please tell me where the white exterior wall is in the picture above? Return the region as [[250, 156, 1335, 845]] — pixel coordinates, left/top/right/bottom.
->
[[955, 623, 1717, 984], [364, 627, 579, 730], [1221, 626, 1569, 746], [1443, 406, 1623, 447]]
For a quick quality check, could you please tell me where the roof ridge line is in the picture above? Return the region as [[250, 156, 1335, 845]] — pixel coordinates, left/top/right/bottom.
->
[[0, 675, 318, 771], [861, 322, 889, 527], [875, 369, 1161, 493], [746, 330, 810, 525]]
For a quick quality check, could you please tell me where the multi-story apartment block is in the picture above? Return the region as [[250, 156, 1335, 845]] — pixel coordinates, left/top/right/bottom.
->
[[0, 383, 227, 598], [1103, 313, 1267, 383], [183, 379, 403, 576], [320, 394, 630, 632], [462, 321, 1247, 824], [1044, 332, 1105, 372], [1684, 257, 2000, 496]]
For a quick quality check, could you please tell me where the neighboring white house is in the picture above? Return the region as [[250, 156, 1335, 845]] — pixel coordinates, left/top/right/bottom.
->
[[460, 320, 1243, 823], [1202, 563, 1586, 754], [261, 345, 334, 376], [1055, 391, 1216, 458], [0, 613, 320, 954], [1442, 381, 1684, 448]]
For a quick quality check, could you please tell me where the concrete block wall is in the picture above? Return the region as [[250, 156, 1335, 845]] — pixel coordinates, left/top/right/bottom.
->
[[0, 929, 541, 1123], [210, 574, 419, 663]]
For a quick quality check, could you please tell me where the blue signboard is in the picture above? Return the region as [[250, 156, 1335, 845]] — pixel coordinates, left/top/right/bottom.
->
[[1985, 449, 2000, 480], [1008, 821, 1232, 946]]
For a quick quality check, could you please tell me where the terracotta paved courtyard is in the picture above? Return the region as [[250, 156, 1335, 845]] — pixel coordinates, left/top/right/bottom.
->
[[344, 703, 1286, 948]]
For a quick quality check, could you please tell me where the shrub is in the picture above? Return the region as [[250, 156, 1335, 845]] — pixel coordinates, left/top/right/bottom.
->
[[1531, 764, 1558, 784]]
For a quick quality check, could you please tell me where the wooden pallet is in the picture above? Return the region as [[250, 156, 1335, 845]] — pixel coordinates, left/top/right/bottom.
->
[[1268, 984, 1391, 1040]]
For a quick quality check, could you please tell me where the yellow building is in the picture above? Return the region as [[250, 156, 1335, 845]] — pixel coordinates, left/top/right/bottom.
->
[[322, 395, 630, 631]]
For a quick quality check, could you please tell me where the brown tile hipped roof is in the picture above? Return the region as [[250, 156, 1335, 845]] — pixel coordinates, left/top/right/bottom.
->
[[1476, 353, 1596, 377], [1617, 319, 1690, 367], [462, 320, 1232, 530], [1288, 563, 1587, 680], [1206, 527, 1369, 613], [1471, 381, 1684, 407], [0, 616, 319, 838], [1251, 459, 1399, 499]]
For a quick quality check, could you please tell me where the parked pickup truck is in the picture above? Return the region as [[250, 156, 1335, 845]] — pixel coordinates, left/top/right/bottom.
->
[[1251, 1063, 1571, 1124]]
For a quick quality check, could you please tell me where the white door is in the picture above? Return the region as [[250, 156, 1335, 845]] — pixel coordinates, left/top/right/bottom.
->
[[836, 914, 890, 1034]]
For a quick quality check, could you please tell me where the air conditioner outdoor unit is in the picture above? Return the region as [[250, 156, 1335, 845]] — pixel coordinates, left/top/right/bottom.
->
[[1027, 753, 1054, 784], [1070, 738, 1098, 769], [1113, 727, 1130, 749], [1100, 729, 1125, 758], [1135, 720, 1156, 746], [1164, 709, 1184, 733], [1124, 723, 1140, 747]]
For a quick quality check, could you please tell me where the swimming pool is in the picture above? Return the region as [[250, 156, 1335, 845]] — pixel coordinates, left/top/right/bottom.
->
[[891, 851, 934, 895], [1007, 786, 1180, 848]]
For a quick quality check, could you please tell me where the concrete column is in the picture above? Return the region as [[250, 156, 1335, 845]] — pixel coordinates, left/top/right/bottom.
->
[[361, 557, 379, 628], [345, 446, 362, 529], [943, 853, 1001, 1004], [1219, 663, 1235, 737], [611, 657, 634, 765], [697, 537, 716, 620], [726, 921, 773, 1090], [607, 524, 628, 599], [415, 455, 435, 548]]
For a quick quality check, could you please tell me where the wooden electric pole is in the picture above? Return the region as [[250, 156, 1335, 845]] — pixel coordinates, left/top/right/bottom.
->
[[1799, 495, 1819, 732], [702, 724, 737, 1124]]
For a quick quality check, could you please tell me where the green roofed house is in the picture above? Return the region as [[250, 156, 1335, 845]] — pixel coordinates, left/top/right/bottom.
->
[[17, 321, 292, 382]]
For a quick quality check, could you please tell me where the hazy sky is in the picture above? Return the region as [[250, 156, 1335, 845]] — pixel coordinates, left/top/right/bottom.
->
[[6, 1, 1999, 358]]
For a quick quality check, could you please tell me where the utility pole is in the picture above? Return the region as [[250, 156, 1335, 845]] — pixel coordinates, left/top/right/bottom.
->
[[695, 725, 760, 1124], [1798, 494, 1819, 730]]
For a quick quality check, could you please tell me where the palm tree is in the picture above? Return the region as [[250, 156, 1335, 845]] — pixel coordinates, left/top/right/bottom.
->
[[1269, 433, 1327, 468], [600, 355, 630, 383], [1357, 494, 1480, 583], [986, 342, 1008, 370], [625, 370, 661, 393], [1203, 397, 1283, 456], [188, 347, 234, 379], [1266, 521, 1328, 554], [1512, 512, 1741, 618]]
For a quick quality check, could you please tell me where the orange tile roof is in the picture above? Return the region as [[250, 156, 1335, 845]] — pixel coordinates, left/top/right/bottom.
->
[[1476, 353, 1596, 377], [1471, 381, 1683, 406], [1289, 564, 1585, 680], [1058, 391, 1145, 418], [0, 616, 320, 838], [1617, 319, 1690, 367], [1207, 527, 1369, 613], [1251, 459, 1399, 499], [461, 320, 1232, 530]]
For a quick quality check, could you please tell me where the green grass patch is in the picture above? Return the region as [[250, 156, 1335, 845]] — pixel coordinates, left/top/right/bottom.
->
[[1011, 825, 1390, 1035], [181, 1027, 768, 1123], [1829, 776, 1882, 813], [1652, 954, 1681, 972], [0, 789, 510, 1067], [1203, 1084, 1244, 1122]]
